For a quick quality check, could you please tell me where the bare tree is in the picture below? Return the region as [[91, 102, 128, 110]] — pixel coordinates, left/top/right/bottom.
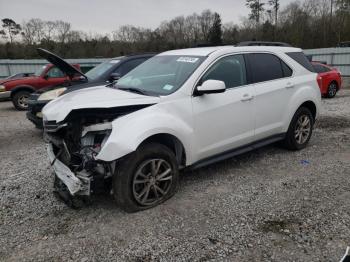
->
[[0, 18, 21, 43]]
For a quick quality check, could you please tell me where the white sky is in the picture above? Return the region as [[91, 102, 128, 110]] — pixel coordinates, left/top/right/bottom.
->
[[0, 0, 295, 35]]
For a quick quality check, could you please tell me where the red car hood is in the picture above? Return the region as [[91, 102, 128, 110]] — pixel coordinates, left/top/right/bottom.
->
[[0, 76, 41, 86]]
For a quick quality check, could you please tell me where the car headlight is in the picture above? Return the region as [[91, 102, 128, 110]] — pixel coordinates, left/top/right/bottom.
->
[[0, 85, 6, 92], [38, 87, 67, 101]]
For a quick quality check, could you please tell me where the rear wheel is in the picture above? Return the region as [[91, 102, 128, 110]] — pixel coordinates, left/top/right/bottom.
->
[[283, 107, 314, 150], [327, 82, 338, 98], [12, 90, 31, 110], [113, 143, 179, 212]]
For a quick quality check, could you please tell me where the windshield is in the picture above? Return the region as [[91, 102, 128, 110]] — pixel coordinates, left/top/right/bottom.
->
[[116, 55, 205, 96], [34, 65, 47, 76], [85, 59, 120, 80]]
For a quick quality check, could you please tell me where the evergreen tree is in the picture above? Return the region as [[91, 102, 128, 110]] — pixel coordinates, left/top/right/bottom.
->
[[209, 13, 223, 45]]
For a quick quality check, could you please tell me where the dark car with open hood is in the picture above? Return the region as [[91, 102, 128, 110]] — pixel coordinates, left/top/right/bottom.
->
[[26, 49, 155, 128], [0, 50, 81, 110]]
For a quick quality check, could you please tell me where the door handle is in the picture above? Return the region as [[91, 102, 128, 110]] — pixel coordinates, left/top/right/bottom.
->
[[285, 82, 294, 88], [241, 94, 254, 102]]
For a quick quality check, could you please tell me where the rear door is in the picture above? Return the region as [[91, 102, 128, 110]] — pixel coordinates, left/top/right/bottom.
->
[[246, 53, 294, 141]]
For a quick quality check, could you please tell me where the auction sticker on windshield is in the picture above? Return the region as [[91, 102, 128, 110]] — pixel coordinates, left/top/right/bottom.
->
[[177, 57, 199, 63]]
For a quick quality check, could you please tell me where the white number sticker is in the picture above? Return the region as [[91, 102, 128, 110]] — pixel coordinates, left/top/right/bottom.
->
[[177, 57, 199, 63]]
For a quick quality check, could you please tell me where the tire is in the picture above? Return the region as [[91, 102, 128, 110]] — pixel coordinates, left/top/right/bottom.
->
[[327, 82, 338, 98], [113, 143, 179, 213], [282, 107, 314, 151], [12, 90, 31, 110]]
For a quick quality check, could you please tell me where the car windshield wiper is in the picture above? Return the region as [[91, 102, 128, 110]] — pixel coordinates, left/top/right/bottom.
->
[[117, 87, 148, 96]]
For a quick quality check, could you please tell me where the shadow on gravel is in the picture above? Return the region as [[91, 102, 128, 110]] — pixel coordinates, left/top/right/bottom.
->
[[260, 219, 301, 234], [316, 115, 350, 130]]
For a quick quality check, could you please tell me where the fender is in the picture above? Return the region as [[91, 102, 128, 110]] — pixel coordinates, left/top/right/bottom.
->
[[96, 104, 194, 164], [10, 85, 36, 97], [282, 83, 321, 132]]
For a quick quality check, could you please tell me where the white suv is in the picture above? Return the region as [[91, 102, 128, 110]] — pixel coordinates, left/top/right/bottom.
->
[[43, 44, 321, 212]]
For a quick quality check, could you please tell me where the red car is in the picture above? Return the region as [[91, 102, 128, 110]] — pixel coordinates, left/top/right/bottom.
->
[[312, 62, 342, 98], [0, 63, 81, 110]]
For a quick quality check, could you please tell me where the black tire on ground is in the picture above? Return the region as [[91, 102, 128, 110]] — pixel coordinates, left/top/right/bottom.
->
[[113, 142, 179, 213], [282, 107, 314, 151], [12, 90, 31, 110], [327, 82, 338, 98]]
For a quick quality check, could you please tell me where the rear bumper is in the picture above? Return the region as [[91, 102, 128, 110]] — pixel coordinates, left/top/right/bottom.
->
[[0, 91, 11, 99]]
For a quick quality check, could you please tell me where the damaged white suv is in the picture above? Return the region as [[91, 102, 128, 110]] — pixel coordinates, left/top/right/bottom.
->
[[43, 43, 321, 212]]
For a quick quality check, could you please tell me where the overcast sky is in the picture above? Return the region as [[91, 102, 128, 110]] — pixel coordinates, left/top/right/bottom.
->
[[0, 0, 295, 35]]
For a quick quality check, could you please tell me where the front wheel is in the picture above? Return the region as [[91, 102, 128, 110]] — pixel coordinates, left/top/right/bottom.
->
[[113, 143, 179, 212], [282, 107, 314, 150], [12, 90, 31, 110]]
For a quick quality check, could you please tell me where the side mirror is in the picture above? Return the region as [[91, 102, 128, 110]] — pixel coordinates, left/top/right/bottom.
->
[[196, 80, 226, 95], [109, 73, 121, 82], [43, 74, 49, 80]]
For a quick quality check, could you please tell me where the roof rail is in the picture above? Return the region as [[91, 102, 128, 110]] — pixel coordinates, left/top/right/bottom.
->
[[237, 41, 291, 47]]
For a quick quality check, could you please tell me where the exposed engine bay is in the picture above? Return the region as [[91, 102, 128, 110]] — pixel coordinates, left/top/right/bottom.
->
[[44, 105, 151, 205]]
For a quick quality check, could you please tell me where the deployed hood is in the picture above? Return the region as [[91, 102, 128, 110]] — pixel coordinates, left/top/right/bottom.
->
[[42, 85, 160, 123], [37, 48, 87, 79]]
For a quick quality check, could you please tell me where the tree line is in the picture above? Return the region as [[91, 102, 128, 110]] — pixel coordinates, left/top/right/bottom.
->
[[0, 0, 349, 59]]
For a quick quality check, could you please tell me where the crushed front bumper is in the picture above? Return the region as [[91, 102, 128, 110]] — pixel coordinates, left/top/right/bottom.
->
[[47, 143, 91, 196]]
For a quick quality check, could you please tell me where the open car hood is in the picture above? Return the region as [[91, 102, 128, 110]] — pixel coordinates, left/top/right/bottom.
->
[[37, 48, 87, 79], [42, 85, 160, 123]]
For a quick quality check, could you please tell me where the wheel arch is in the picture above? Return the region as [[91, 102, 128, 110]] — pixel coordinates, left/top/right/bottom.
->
[[10, 85, 35, 98], [139, 133, 187, 168], [299, 100, 317, 121]]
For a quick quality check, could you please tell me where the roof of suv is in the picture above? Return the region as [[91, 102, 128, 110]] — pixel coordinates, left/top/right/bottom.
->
[[160, 46, 302, 57]]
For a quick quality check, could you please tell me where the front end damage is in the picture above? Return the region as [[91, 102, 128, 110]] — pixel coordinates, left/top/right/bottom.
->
[[43, 105, 149, 206]]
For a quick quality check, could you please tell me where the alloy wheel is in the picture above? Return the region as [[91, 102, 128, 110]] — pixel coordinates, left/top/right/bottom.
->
[[132, 159, 173, 206], [294, 115, 311, 145], [328, 83, 337, 97], [18, 94, 29, 108]]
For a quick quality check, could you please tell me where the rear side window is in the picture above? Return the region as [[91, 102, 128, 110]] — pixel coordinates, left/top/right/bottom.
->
[[286, 52, 315, 72], [281, 60, 293, 77], [247, 53, 284, 83]]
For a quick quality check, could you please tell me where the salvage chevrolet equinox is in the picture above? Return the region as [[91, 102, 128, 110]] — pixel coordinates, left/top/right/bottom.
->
[[43, 44, 321, 212]]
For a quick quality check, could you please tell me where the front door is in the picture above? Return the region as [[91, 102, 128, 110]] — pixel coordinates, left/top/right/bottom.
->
[[192, 54, 255, 161]]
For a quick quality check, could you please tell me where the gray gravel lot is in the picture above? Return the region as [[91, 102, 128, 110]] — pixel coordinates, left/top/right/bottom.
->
[[0, 90, 350, 262]]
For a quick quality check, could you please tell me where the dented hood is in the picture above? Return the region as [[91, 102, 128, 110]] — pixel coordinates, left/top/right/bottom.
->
[[42, 85, 160, 123]]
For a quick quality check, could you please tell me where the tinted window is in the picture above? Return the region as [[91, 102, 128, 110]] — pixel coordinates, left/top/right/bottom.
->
[[286, 52, 315, 72], [201, 55, 247, 88], [115, 58, 147, 76], [46, 67, 65, 78], [313, 64, 327, 73], [247, 53, 284, 83], [281, 60, 293, 77]]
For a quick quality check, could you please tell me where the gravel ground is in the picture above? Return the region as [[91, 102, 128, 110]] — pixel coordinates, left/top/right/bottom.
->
[[0, 90, 350, 262]]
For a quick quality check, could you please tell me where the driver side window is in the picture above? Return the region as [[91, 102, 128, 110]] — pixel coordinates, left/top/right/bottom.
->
[[46, 67, 65, 78], [201, 55, 247, 88]]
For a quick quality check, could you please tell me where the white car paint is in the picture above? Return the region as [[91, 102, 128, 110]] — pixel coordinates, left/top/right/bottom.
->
[[43, 45, 321, 169]]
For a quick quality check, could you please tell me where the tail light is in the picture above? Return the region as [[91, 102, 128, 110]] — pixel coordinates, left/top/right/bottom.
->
[[316, 75, 322, 90]]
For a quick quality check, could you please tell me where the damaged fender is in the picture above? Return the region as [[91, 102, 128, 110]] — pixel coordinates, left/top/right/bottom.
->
[[96, 104, 194, 164]]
